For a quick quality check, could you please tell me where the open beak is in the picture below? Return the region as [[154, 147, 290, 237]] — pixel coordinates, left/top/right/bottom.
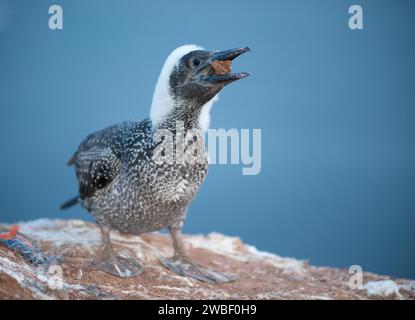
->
[[194, 47, 250, 86]]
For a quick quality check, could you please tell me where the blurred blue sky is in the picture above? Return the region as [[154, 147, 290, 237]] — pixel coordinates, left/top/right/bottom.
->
[[0, 0, 414, 279]]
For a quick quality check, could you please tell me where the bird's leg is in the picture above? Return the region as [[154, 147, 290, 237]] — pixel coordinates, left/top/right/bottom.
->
[[89, 224, 144, 278], [160, 220, 235, 284]]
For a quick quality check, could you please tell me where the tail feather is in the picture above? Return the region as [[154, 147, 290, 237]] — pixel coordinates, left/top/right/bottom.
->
[[60, 196, 79, 210]]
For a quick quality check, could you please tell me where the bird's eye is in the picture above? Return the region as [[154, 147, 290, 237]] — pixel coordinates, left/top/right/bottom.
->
[[192, 58, 201, 67]]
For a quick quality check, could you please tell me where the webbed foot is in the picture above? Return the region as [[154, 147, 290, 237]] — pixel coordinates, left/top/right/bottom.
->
[[90, 253, 144, 278], [160, 255, 235, 284], [90, 224, 144, 278]]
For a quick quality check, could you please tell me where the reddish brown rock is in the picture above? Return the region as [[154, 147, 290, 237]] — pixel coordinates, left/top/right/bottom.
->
[[0, 219, 414, 300]]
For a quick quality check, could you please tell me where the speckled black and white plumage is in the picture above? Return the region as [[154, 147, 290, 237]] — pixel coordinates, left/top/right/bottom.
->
[[71, 118, 208, 234]]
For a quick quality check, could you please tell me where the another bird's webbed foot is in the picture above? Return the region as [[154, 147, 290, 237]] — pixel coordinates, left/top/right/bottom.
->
[[89, 225, 144, 278], [160, 222, 235, 284]]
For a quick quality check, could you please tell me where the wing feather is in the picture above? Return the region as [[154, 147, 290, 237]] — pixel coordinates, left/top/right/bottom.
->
[[73, 146, 120, 199]]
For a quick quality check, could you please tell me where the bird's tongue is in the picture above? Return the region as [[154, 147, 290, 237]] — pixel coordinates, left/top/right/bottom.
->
[[211, 60, 232, 75]]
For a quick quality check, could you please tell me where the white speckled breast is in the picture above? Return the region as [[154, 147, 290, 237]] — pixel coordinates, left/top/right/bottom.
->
[[80, 126, 208, 234]]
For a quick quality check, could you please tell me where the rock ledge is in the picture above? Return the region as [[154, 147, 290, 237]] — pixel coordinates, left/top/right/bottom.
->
[[0, 219, 414, 300]]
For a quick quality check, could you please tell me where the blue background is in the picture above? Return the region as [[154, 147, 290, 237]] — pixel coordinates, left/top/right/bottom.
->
[[0, 0, 414, 279]]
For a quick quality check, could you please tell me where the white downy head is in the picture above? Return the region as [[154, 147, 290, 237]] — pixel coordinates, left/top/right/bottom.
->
[[150, 44, 218, 131]]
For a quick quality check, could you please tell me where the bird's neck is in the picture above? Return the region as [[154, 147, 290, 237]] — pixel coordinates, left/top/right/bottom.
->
[[155, 100, 205, 132]]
